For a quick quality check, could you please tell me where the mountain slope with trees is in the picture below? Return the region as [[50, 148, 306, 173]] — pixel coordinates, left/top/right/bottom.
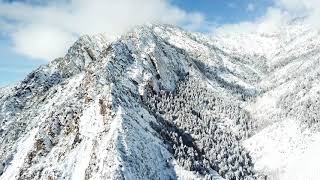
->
[[0, 20, 319, 180]]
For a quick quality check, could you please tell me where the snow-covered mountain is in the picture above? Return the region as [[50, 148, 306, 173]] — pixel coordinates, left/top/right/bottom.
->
[[0, 19, 319, 180]]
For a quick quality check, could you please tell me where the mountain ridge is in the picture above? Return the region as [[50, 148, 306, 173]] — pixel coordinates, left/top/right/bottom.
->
[[1, 21, 320, 179]]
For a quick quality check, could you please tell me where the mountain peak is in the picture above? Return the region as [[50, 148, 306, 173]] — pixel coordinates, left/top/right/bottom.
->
[[1, 20, 320, 180]]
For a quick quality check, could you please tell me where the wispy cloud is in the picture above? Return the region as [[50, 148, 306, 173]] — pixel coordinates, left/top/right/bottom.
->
[[0, 0, 205, 61]]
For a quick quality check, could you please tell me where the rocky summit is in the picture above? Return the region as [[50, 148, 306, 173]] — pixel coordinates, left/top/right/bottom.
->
[[1, 20, 320, 180]]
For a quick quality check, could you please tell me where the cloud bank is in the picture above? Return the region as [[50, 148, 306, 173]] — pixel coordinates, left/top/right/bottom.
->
[[0, 0, 205, 61], [1, 0, 319, 61]]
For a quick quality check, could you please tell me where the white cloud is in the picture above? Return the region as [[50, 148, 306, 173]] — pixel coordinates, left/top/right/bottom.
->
[[0, 0, 205, 61], [3, 0, 319, 62], [213, 8, 289, 36], [275, 0, 318, 12], [12, 25, 77, 60], [213, 0, 320, 36], [275, 0, 320, 28]]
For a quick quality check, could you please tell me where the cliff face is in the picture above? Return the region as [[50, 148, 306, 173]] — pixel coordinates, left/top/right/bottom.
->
[[0, 21, 320, 180]]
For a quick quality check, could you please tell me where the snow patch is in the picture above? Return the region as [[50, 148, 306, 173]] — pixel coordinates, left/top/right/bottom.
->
[[1, 128, 38, 180]]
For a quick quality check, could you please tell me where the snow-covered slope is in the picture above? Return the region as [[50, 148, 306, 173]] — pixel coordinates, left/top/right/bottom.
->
[[243, 22, 320, 179], [1, 19, 320, 180]]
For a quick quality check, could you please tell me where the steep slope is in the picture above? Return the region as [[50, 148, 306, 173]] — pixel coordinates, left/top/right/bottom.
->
[[0, 24, 264, 180], [242, 21, 320, 179]]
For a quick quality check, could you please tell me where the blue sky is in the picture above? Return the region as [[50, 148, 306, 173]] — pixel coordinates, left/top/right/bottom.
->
[[172, 0, 273, 25], [0, 33, 44, 86], [0, 0, 314, 87]]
